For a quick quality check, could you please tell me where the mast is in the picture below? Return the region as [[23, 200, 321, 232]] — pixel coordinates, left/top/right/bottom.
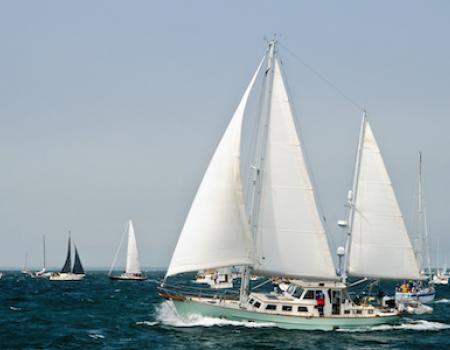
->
[[240, 39, 276, 303], [342, 112, 367, 283], [43, 235, 46, 270]]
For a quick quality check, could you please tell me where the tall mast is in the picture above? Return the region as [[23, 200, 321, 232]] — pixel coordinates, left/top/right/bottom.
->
[[43, 235, 46, 270], [240, 39, 277, 303], [342, 111, 367, 283]]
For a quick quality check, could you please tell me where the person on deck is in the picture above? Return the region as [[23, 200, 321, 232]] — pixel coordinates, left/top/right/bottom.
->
[[316, 291, 325, 317]]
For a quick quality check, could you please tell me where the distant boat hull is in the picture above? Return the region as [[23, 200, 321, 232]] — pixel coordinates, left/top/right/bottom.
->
[[109, 273, 146, 281], [49, 273, 85, 281], [169, 297, 400, 331], [395, 287, 436, 303]]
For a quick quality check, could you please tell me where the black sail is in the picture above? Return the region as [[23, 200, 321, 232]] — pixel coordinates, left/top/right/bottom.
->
[[72, 245, 85, 274], [61, 236, 72, 273]]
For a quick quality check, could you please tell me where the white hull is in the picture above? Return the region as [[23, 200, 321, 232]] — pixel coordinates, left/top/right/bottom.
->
[[49, 273, 85, 281], [433, 275, 449, 285], [395, 288, 435, 303], [109, 272, 146, 281]]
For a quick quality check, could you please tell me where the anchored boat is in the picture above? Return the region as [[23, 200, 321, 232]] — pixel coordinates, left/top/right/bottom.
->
[[109, 220, 146, 281], [160, 40, 423, 330]]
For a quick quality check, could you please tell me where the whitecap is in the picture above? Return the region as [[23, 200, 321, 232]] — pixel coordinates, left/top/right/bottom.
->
[[155, 301, 275, 328], [337, 320, 450, 333], [435, 298, 450, 303], [9, 306, 22, 311], [136, 321, 159, 327], [88, 333, 105, 339]]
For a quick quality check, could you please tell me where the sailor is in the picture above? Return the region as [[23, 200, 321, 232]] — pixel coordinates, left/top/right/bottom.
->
[[316, 291, 325, 317]]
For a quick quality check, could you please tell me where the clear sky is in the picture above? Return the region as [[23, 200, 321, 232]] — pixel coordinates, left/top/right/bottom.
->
[[1, 1, 449, 269]]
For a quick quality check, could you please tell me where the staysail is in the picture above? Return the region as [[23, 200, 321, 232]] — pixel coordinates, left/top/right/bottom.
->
[[347, 116, 420, 280], [165, 57, 264, 277], [253, 58, 337, 280], [72, 245, 85, 274], [125, 220, 141, 274], [61, 236, 72, 273]]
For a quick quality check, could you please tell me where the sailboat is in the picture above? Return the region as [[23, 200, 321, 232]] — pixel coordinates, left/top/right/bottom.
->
[[393, 153, 436, 301], [21, 253, 30, 274], [432, 238, 449, 285], [109, 220, 146, 281], [159, 40, 409, 330], [30, 235, 51, 278], [50, 233, 85, 281]]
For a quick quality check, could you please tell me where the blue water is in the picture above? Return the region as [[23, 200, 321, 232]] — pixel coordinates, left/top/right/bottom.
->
[[1, 272, 450, 349]]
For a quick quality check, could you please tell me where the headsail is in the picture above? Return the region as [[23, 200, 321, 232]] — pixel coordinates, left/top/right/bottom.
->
[[347, 116, 420, 280], [165, 56, 264, 278], [61, 235, 72, 273], [252, 57, 337, 280], [72, 245, 85, 274], [125, 220, 141, 274]]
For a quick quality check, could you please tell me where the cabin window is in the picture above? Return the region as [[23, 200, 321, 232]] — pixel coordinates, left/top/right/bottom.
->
[[303, 290, 315, 300], [266, 304, 277, 310], [249, 299, 254, 305], [368, 309, 373, 315], [253, 302, 261, 308], [356, 310, 362, 314], [344, 310, 350, 314], [293, 288, 304, 298], [282, 305, 292, 312], [298, 306, 308, 312]]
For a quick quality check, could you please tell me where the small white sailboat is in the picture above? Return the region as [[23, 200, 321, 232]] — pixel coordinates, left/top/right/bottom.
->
[[30, 235, 51, 278], [395, 152, 435, 302], [50, 233, 85, 281], [109, 220, 146, 281], [159, 40, 415, 330]]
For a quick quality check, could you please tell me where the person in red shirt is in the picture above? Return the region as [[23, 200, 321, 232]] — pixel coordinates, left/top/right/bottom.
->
[[316, 291, 325, 317]]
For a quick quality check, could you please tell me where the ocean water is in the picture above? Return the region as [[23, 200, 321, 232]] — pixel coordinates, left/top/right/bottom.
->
[[1, 272, 450, 349]]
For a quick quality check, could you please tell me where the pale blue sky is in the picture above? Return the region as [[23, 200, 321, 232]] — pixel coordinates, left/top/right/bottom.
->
[[1, 1, 449, 269]]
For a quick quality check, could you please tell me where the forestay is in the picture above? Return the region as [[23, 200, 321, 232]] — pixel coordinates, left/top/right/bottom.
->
[[165, 57, 264, 277], [348, 118, 420, 280], [125, 220, 141, 274], [253, 58, 337, 280]]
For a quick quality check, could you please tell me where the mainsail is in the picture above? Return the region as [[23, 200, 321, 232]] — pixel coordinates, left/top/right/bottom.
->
[[165, 56, 264, 277], [253, 58, 337, 280], [72, 245, 85, 274], [125, 220, 141, 274], [347, 115, 420, 280], [61, 236, 72, 273]]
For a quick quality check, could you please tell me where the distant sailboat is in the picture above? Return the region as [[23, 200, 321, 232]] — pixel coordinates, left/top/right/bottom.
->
[[50, 233, 85, 281], [21, 253, 30, 274], [31, 235, 51, 278], [109, 220, 146, 281]]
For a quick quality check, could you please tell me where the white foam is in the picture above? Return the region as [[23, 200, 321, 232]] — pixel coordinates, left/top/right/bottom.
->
[[155, 301, 275, 328], [9, 306, 22, 311], [435, 298, 450, 303], [88, 334, 105, 339], [337, 320, 450, 333], [136, 321, 159, 327]]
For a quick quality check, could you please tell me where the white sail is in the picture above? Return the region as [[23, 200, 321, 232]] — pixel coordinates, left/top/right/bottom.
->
[[165, 57, 264, 278], [125, 220, 141, 274], [253, 58, 337, 280], [348, 118, 420, 280]]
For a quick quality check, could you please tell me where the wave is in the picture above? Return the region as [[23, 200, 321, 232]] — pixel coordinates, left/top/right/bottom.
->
[[88, 333, 105, 339], [9, 306, 22, 311], [136, 321, 159, 327], [337, 320, 450, 333], [435, 298, 450, 303], [155, 301, 275, 328]]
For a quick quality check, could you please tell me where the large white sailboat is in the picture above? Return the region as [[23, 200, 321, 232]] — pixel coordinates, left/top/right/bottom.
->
[[50, 233, 85, 281], [109, 220, 146, 281], [159, 40, 419, 330]]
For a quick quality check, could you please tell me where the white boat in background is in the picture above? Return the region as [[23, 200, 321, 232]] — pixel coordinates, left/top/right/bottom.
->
[[109, 220, 146, 281], [394, 153, 435, 302], [432, 271, 449, 285], [194, 268, 235, 289], [31, 236, 51, 278], [50, 233, 85, 281], [0, 272, 3, 280], [159, 40, 423, 330]]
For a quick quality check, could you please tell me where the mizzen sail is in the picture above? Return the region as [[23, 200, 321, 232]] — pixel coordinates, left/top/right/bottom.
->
[[347, 117, 420, 280]]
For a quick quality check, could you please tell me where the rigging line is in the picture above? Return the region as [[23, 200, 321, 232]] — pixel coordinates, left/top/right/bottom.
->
[[108, 222, 129, 276], [279, 42, 365, 113]]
